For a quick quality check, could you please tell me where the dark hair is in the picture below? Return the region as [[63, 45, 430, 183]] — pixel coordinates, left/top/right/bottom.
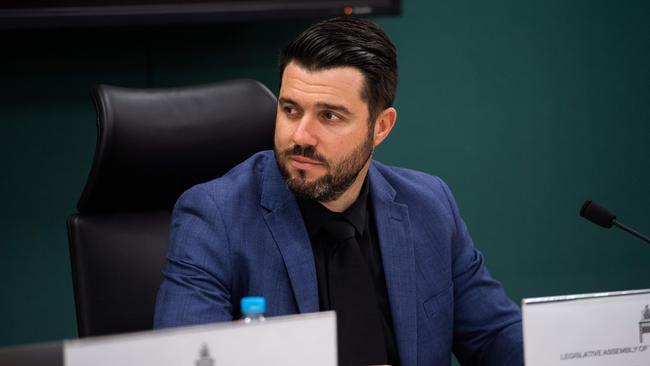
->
[[279, 17, 398, 123]]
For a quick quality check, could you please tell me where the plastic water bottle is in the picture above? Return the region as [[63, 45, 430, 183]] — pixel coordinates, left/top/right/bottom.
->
[[241, 296, 266, 323]]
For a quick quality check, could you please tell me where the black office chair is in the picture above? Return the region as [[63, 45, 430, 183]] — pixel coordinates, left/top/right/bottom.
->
[[67, 79, 277, 337]]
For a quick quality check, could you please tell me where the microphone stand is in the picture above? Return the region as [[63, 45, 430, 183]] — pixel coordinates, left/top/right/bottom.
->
[[613, 220, 650, 244]]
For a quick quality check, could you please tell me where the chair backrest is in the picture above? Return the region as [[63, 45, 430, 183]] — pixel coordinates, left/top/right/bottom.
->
[[67, 79, 277, 337]]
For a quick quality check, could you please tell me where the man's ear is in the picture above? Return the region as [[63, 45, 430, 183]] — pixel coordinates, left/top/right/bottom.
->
[[372, 107, 397, 147]]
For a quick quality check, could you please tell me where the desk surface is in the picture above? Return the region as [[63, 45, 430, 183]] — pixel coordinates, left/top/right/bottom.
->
[[0, 341, 62, 366]]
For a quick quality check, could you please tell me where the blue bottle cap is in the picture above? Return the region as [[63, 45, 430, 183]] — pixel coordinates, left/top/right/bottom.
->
[[241, 296, 266, 314]]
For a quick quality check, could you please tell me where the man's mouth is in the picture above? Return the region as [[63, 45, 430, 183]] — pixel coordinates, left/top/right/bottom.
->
[[288, 155, 325, 170]]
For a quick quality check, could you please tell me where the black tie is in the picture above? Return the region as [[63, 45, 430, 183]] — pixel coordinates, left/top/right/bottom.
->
[[323, 218, 387, 366]]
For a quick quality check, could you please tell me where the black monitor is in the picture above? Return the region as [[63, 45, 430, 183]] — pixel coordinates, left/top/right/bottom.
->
[[0, 0, 400, 29]]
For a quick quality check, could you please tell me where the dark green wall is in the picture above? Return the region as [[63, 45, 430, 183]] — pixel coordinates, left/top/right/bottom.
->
[[1, 0, 648, 353], [376, 0, 650, 300]]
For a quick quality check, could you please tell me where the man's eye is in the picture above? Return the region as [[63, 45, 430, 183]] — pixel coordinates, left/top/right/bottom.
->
[[322, 111, 341, 121], [284, 106, 298, 116]]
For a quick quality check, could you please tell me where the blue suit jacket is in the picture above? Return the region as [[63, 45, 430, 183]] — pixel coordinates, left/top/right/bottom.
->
[[154, 151, 523, 366]]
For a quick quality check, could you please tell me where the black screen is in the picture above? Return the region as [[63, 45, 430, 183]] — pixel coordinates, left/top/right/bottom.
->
[[0, 0, 399, 28]]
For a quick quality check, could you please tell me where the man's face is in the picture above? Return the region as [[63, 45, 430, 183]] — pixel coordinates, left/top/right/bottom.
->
[[274, 61, 375, 202]]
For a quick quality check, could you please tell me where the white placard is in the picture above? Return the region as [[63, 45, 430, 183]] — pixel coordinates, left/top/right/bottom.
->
[[65, 311, 336, 366], [523, 289, 650, 366]]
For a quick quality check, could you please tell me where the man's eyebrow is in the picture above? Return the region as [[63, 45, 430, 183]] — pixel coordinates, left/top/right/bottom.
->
[[278, 97, 298, 105], [315, 102, 352, 116], [278, 98, 353, 116]]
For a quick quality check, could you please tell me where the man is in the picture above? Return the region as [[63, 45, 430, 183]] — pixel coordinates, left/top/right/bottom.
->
[[154, 17, 523, 366]]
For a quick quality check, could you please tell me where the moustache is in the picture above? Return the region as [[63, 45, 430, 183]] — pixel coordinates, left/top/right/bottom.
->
[[283, 145, 328, 166]]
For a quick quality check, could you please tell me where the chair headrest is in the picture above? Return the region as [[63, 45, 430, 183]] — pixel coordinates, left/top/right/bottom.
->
[[78, 79, 276, 213]]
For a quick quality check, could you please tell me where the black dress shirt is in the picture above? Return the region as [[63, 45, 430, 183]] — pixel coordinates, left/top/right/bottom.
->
[[297, 178, 400, 366]]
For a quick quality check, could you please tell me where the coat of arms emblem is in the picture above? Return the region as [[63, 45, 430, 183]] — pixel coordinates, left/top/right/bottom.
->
[[640, 305, 650, 343], [195, 343, 215, 366]]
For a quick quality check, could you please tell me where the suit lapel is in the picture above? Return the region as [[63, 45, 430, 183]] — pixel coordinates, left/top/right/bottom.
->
[[369, 165, 418, 366], [260, 159, 319, 314]]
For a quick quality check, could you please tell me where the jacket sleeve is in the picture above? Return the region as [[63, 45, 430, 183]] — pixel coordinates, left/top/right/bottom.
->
[[438, 178, 524, 366], [153, 185, 234, 328]]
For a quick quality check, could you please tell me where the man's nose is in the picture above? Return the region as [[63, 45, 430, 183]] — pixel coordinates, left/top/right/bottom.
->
[[291, 115, 318, 147]]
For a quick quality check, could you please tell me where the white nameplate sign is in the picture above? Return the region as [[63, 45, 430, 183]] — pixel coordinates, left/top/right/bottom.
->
[[64, 311, 336, 366], [523, 289, 650, 366]]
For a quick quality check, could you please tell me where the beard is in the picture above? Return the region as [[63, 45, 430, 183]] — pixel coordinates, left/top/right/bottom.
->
[[274, 134, 374, 202]]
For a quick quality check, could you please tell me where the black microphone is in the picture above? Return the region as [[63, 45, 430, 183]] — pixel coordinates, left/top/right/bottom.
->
[[580, 200, 650, 244]]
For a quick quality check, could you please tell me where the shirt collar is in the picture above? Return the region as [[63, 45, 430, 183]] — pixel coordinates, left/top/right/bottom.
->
[[297, 177, 370, 237]]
